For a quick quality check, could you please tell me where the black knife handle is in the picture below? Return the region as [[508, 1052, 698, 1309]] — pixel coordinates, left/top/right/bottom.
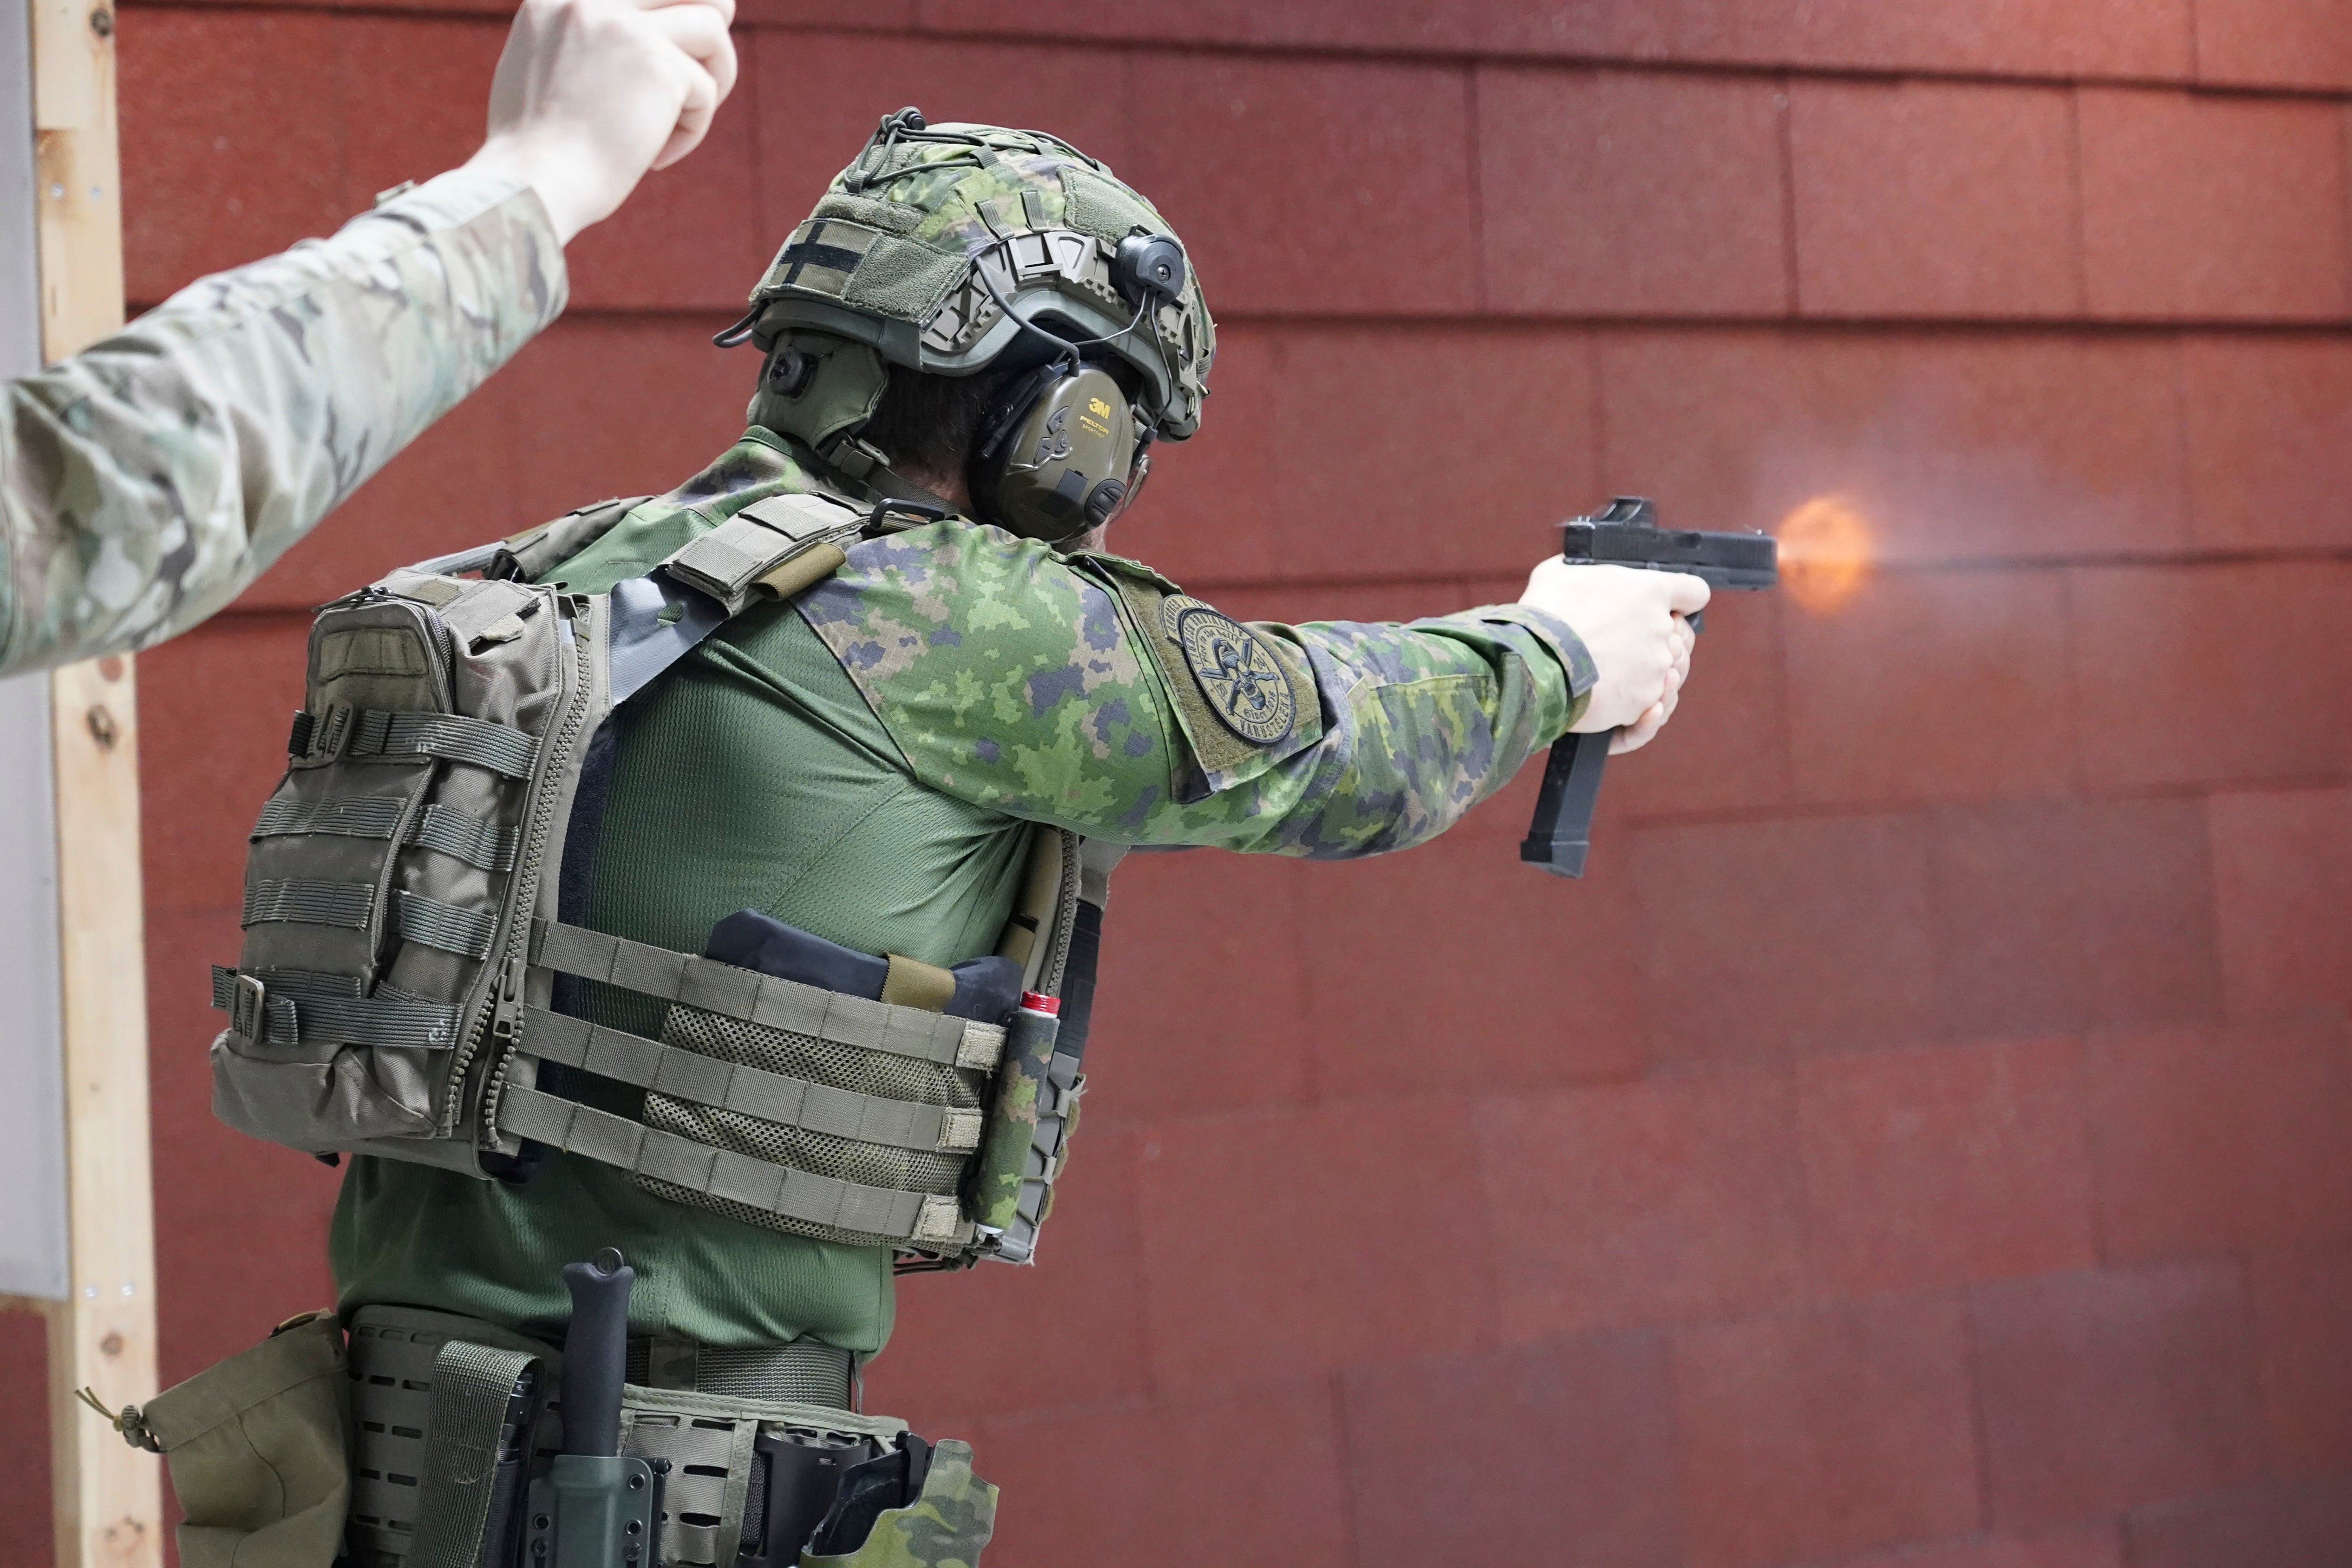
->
[[558, 1248, 632, 1457]]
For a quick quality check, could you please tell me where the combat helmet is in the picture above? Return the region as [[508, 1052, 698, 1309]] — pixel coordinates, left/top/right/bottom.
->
[[724, 109, 1215, 537]]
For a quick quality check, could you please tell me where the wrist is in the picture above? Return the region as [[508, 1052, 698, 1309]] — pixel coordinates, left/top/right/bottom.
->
[[462, 134, 593, 245]]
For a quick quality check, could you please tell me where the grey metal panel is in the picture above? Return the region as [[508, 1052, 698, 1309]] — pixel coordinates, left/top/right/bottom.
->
[[0, 0, 36, 378], [0, 673, 68, 1300], [0, 0, 69, 1300]]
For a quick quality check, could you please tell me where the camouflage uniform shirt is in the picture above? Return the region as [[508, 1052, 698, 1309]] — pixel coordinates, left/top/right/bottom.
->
[[0, 169, 565, 671], [332, 428, 1596, 1347]]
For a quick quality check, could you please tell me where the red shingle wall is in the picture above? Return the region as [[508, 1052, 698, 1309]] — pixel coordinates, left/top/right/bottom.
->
[[18, 5, 2351, 1564]]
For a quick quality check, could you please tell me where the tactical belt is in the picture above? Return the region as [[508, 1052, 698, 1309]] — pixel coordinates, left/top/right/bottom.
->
[[349, 1305, 880, 1568], [626, 1336, 853, 1406]]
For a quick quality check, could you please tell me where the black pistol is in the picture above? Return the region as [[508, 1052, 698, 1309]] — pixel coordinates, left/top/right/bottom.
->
[[527, 1249, 668, 1567], [1520, 497, 1777, 877]]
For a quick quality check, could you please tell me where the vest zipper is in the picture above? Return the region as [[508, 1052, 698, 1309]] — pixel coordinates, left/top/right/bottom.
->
[[1040, 827, 1082, 997], [440, 589, 594, 1142], [465, 594, 598, 1144]]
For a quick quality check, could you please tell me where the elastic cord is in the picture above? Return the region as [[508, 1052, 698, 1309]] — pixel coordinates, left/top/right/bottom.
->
[[970, 258, 1150, 373]]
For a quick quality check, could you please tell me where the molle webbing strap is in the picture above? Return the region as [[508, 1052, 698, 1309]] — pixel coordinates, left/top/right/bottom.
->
[[342, 710, 537, 779], [407, 1340, 539, 1568], [242, 879, 501, 961], [212, 965, 462, 1048], [242, 876, 372, 931], [497, 1085, 969, 1247], [396, 895, 499, 961], [214, 964, 300, 1044], [518, 1007, 983, 1154], [254, 794, 407, 840], [530, 920, 1004, 1072], [411, 810, 517, 870], [253, 796, 520, 873]]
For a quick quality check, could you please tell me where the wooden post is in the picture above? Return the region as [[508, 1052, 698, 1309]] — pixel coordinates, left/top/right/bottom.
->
[[26, 0, 163, 1557], [46, 659, 159, 1568]]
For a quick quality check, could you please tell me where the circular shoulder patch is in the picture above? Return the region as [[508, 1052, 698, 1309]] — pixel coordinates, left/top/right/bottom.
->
[[1175, 606, 1296, 746], [1158, 593, 1212, 637]]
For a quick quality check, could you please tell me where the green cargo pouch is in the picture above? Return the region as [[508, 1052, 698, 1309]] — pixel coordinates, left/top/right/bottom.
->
[[87, 1312, 349, 1568], [800, 1437, 996, 1568]]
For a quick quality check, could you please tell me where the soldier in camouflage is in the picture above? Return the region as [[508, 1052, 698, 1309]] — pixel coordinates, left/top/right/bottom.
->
[[328, 112, 1703, 1564], [0, 0, 739, 672]]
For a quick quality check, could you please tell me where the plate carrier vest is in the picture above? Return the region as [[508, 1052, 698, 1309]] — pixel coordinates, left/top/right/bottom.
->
[[208, 492, 1104, 1265]]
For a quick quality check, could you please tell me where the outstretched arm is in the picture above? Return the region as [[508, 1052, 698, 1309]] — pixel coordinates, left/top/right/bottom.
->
[[799, 527, 1719, 859], [0, 0, 738, 673]]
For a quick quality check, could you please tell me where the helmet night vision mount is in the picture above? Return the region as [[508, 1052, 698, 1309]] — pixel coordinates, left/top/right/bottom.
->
[[722, 108, 1215, 545]]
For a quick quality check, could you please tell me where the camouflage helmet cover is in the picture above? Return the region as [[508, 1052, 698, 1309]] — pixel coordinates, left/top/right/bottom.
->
[[743, 111, 1215, 441]]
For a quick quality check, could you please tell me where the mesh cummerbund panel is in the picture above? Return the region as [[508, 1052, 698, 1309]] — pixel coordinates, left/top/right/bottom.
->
[[635, 999, 985, 1246]]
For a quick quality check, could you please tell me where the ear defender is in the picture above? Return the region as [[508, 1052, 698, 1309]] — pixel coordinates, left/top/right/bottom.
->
[[968, 363, 1142, 544]]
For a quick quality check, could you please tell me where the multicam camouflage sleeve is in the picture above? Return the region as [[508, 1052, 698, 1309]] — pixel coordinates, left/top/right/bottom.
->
[[799, 523, 1596, 857], [0, 169, 567, 673]]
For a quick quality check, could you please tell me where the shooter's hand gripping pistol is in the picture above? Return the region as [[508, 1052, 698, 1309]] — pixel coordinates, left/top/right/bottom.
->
[[1520, 497, 1778, 877]]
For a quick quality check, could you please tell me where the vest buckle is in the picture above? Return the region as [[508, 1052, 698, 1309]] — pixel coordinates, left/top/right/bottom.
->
[[229, 973, 269, 1043]]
